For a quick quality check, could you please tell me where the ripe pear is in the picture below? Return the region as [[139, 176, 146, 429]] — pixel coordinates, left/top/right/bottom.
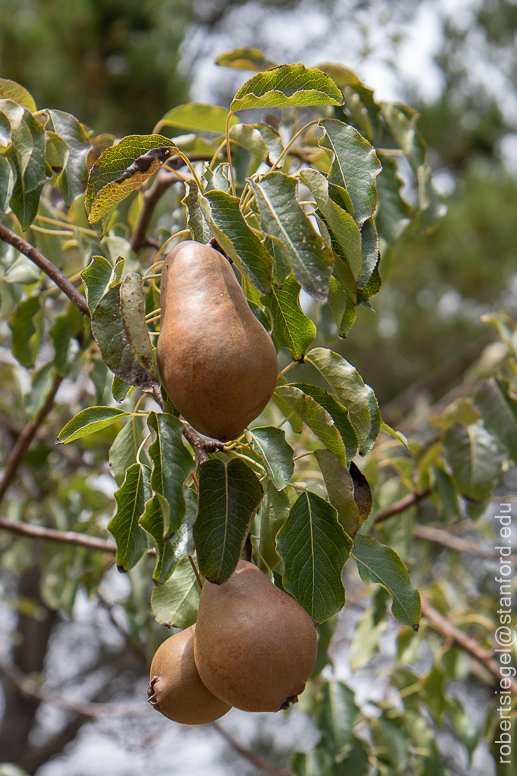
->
[[156, 240, 278, 442], [194, 560, 318, 713], [148, 624, 232, 725]]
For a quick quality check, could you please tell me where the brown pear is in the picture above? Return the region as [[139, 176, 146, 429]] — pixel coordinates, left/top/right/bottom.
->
[[156, 240, 278, 442], [194, 561, 318, 713], [148, 624, 232, 725]]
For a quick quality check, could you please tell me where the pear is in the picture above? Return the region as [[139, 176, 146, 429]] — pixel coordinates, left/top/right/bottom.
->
[[194, 561, 318, 712], [148, 624, 232, 725], [156, 240, 278, 442]]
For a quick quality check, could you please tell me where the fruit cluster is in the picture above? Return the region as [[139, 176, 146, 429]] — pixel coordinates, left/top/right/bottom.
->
[[148, 561, 318, 724]]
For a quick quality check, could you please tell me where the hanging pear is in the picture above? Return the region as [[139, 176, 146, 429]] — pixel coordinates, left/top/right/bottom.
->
[[156, 241, 278, 442], [148, 624, 232, 725], [194, 561, 318, 712]]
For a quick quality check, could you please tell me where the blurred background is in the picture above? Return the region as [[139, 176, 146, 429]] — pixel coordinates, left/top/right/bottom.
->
[[0, 0, 516, 774]]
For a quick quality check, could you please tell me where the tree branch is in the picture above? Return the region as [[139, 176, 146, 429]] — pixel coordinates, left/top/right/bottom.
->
[[211, 721, 291, 776], [0, 222, 90, 316], [421, 599, 517, 693], [0, 517, 117, 553], [130, 168, 184, 252], [182, 425, 224, 464], [374, 487, 432, 523], [0, 661, 149, 717], [0, 373, 64, 503], [414, 523, 517, 564]]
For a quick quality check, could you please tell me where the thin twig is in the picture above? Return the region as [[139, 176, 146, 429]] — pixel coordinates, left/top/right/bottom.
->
[[421, 599, 517, 693], [211, 721, 291, 776], [189, 555, 203, 590], [0, 517, 117, 553], [0, 373, 64, 502], [0, 662, 149, 717], [130, 168, 184, 252], [0, 222, 90, 316], [182, 425, 224, 464], [374, 488, 432, 523], [414, 523, 517, 564]]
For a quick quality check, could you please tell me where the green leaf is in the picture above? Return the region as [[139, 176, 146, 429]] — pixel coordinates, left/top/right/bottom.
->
[[290, 383, 358, 463], [8, 294, 43, 368], [245, 426, 294, 490], [318, 681, 359, 754], [291, 741, 336, 776], [272, 392, 304, 434], [49, 315, 76, 376], [250, 171, 334, 302], [182, 179, 211, 244], [314, 449, 361, 536], [380, 102, 426, 173], [380, 421, 408, 448], [375, 155, 412, 246], [359, 218, 379, 290], [443, 423, 506, 502], [305, 347, 371, 452], [85, 135, 177, 224], [1, 100, 47, 228], [231, 64, 342, 112], [262, 275, 316, 360], [277, 491, 352, 622], [81, 255, 115, 315], [200, 189, 273, 293], [328, 276, 356, 338], [275, 385, 348, 464], [300, 168, 363, 283], [108, 463, 152, 572], [155, 102, 238, 134], [120, 272, 158, 379], [216, 47, 276, 72], [91, 283, 160, 398], [229, 122, 283, 163], [109, 416, 142, 486], [57, 406, 130, 444], [362, 385, 382, 455], [112, 375, 134, 402], [194, 458, 263, 584], [46, 109, 90, 205], [0, 77, 37, 111], [352, 535, 421, 628], [140, 487, 197, 584], [0, 156, 14, 213], [349, 461, 373, 524], [151, 556, 200, 628], [319, 119, 382, 227], [474, 378, 517, 460], [319, 63, 382, 142], [258, 483, 290, 570], [147, 412, 195, 539]]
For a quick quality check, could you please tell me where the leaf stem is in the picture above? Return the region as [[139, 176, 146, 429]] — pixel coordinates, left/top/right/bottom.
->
[[269, 119, 320, 172], [189, 555, 203, 590]]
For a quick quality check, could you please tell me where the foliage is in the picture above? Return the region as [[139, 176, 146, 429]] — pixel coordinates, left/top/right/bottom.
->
[[0, 53, 515, 776]]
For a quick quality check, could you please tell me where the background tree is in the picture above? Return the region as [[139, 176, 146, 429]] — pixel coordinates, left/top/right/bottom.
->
[[0, 3, 516, 775]]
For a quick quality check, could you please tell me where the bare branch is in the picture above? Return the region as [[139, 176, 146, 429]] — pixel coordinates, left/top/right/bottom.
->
[[414, 523, 517, 564], [421, 599, 517, 693], [212, 721, 291, 776], [0, 222, 90, 316], [374, 487, 432, 523], [0, 661, 149, 717], [130, 168, 184, 252], [0, 517, 117, 553], [0, 373, 64, 502]]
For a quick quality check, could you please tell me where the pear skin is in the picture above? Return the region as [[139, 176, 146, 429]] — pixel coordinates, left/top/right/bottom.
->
[[193, 561, 318, 712], [156, 241, 278, 442], [148, 624, 232, 725]]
